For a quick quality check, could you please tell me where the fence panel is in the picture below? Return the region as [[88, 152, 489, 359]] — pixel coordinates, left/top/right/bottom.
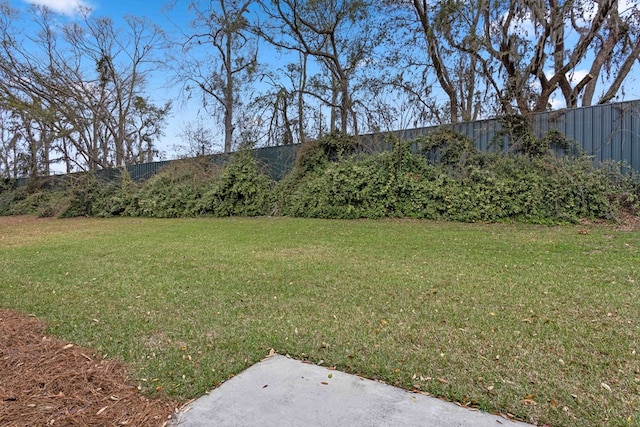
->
[[10, 100, 640, 189]]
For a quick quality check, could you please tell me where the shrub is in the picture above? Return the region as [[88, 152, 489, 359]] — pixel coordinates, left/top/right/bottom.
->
[[277, 137, 638, 224], [1, 129, 637, 224], [132, 157, 220, 218], [57, 173, 101, 218], [201, 150, 274, 217], [131, 152, 274, 218], [416, 128, 477, 167], [93, 169, 139, 218], [288, 131, 360, 180]]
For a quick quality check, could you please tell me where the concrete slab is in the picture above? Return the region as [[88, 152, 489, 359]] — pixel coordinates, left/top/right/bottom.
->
[[172, 355, 534, 427]]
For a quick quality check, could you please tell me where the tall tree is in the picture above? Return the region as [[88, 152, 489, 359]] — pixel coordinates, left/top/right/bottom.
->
[[474, 0, 640, 113], [0, 2, 169, 175], [257, 0, 382, 135], [62, 11, 169, 167], [174, 0, 258, 153], [386, 0, 640, 121], [383, 0, 489, 124]]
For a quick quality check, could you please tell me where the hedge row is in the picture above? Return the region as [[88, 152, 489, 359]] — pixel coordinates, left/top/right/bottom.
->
[[1, 132, 638, 224]]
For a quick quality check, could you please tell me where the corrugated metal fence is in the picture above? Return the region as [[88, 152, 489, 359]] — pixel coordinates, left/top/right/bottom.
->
[[388, 99, 640, 170], [11, 99, 640, 187], [254, 99, 640, 178]]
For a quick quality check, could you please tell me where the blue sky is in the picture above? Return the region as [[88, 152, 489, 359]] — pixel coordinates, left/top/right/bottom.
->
[[18, 0, 175, 24]]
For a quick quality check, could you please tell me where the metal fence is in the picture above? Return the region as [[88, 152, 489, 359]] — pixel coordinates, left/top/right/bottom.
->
[[386, 99, 640, 171], [253, 99, 640, 177], [10, 99, 640, 188]]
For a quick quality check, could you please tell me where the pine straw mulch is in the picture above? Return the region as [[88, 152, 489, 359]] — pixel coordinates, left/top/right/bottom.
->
[[0, 309, 179, 427]]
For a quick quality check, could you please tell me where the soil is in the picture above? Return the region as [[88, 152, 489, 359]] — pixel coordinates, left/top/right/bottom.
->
[[0, 309, 178, 427]]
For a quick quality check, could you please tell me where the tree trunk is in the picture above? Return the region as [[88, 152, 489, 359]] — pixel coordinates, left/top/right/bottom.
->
[[224, 29, 234, 153]]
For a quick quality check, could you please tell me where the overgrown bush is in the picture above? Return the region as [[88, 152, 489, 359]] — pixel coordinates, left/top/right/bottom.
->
[[497, 115, 576, 157], [130, 151, 274, 218], [0, 180, 68, 218], [93, 169, 139, 217], [2, 129, 638, 224], [416, 128, 477, 167], [200, 150, 274, 217], [56, 173, 102, 218], [288, 131, 360, 180], [131, 157, 221, 218], [276, 134, 639, 224]]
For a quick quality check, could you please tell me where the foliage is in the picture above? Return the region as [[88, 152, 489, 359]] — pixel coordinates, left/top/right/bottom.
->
[[130, 157, 222, 218], [496, 115, 576, 157], [130, 152, 274, 218], [2, 128, 639, 224], [0, 177, 69, 218], [290, 131, 360, 177], [200, 150, 274, 217], [56, 173, 102, 218], [277, 133, 639, 224], [415, 128, 477, 167], [93, 169, 139, 218], [275, 132, 362, 215]]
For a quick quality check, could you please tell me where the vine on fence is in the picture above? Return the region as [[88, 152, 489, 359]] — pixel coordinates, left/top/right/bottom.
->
[[1, 130, 638, 224]]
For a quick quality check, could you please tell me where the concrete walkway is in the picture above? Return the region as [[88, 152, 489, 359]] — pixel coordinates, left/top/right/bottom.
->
[[172, 354, 534, 427]]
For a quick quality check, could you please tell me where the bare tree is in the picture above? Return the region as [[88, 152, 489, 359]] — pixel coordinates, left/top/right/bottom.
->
[[62, 12, 169, 166], [0, 108, 24, 179], [172, 0, 258, 153], [176, 118, 220, 157], [390, 0, 489, 123], [257, 0, 383, 135], [385, 0, 640, 121], [476, 0, 640, 113], [0, 1, 169, 175]]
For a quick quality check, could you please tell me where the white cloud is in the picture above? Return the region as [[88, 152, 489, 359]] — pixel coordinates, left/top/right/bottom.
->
[[23, 0, 91, 16]]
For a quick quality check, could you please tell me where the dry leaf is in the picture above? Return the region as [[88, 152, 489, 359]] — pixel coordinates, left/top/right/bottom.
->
[[520, 399, 537, 406]]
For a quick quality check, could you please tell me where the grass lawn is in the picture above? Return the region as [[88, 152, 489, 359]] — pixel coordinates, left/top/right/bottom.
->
[[1, 216, 638, 426]]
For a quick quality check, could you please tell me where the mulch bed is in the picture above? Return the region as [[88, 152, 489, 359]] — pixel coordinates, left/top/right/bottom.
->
[[0, 309, 178, 427]]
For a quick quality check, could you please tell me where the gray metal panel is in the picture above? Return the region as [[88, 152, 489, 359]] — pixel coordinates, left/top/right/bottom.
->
[[624, 104, 640, 172], [127, 160, 172, 181], [602, 104, 615, 163]]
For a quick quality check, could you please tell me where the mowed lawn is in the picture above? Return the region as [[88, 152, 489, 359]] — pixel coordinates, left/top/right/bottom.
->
[[1, 216, 638, 426]]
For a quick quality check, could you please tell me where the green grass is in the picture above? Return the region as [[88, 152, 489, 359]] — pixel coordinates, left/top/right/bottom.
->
[[1, 216, 639, 426]]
